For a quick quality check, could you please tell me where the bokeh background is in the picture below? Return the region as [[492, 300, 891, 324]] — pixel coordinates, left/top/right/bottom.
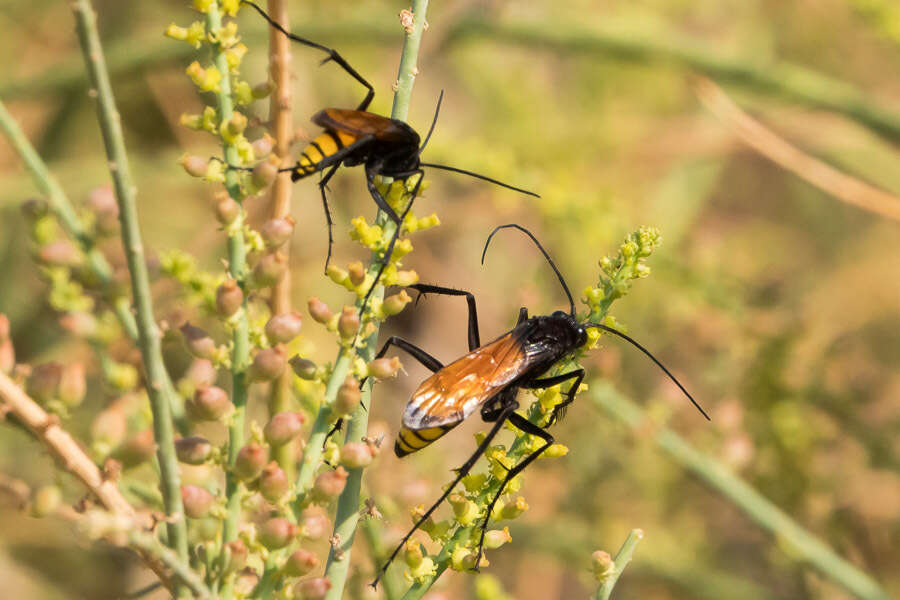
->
[[1, 0, 900, 598]]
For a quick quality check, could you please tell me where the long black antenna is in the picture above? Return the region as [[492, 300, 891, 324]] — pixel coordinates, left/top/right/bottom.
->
[[586, 322, 711, 420], [419, 162, 540, 198], [482, 224, 576, 316], [418, 90, 444, 155]]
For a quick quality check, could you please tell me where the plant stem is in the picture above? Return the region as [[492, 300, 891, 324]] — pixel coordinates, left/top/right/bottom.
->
[[591, 382, 892, 600], [266, 0, 297, 478], [0, 100, 139, 342], [69, 0, 189, 576], [204, 3, 251, 596], [321, 3, 429, 598], [360, 518, 402, 600], [595, 529, 644, 600], [129, 530, 212, 599]]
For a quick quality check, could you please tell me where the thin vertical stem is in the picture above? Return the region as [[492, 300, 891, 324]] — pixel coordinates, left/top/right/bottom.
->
[[68, 0, 189, 580], [205, 3, 251, 597], [594, 529, 644, 600], [266, 0, 297, 477], [322, 3, 429, 598]]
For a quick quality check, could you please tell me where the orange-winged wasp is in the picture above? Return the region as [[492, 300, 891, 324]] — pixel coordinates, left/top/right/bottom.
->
[[367, 224, 710, 586]]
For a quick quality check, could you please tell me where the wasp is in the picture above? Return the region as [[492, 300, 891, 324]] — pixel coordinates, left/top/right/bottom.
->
[[366, 224, 710, 586], [240, 2, 539, 307]]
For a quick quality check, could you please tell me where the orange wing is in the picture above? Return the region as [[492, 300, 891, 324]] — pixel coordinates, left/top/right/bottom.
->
[[312, 108, 416, 143], [402, 331, 527, 431]]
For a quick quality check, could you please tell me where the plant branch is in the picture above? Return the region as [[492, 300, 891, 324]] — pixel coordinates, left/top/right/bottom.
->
[[693, 76, 900, 222], [322, 3, 430, 598], [266, 0, 296, 477], [591, 382, 892, 600], [69, 0, 189, 572], [128, 530, 212, 599], [0, 99, 139, 342], [594, 529, 644, 600]]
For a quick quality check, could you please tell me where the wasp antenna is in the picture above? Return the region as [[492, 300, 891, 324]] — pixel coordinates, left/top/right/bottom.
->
[[482, 224, 576, 316], [586, 322, 711, 420], [418, 90, 445, 155], [418, 162, 540, 198]]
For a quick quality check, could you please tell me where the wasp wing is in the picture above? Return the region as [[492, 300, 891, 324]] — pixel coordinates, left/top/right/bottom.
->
[[312, 108, 417, 144], [402, 331, 530, 431]]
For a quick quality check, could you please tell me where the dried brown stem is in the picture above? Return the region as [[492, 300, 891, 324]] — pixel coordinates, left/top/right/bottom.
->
[[693, 76, 900, 222], [266, 0, 296, 475]]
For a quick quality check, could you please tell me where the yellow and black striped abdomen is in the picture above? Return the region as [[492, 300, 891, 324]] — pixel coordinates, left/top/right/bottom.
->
[[293, 130, 357, 179], [395, 424, 455, 457]]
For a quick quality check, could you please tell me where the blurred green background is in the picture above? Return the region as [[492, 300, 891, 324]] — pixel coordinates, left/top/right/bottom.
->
[[1, 0, 899, 598]]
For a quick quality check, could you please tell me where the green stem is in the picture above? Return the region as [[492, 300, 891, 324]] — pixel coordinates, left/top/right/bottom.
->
[[322, 4, 429, 598], [204, 3, 251, 597], [591, 382, 892, 600], [69, 0, 190, 582], [129, 531, 212, 599], [594, 529, 644, 600], [0, 100, 139, 342], [360, 518, 402, 600]]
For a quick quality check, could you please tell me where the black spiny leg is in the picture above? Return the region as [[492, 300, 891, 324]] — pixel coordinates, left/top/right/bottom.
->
[[371, 402, 519, 589], [317, 164, 340, 272], [359, 170, 425, 316], [407, 284, 481, 351], [522, 368, 585, 426], [240, 1, 375, 110], [474, 412, 554, 568]]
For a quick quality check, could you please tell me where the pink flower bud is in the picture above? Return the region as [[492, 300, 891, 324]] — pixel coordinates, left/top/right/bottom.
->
[[265, 312, 303, 344], [382, 290, 412, 316], [181, 485, 215, 518], [234, 443, 268, 481], [347, 261, 366, 287], [27, 363, 63, 404], [294, 577, 331, 600], [289, 356, 317, 380], [0, 314, 10, 342], [182, 359, 216, 388], [337, 306, 359, 339], [116, 429, 155, 467], [251, 252, 288, 287], [39, 241, 81, 267], [87, 185, 119, 234], [264, 412, 305, 446], [367, 357, 402, 380], [91, 406, 127, 450], [251, 133, 274, 157], [259, 462, 289, 502], [234, 568, 259, 596], [313, 466, 348, 502], [58, 362, 86, 408], [224, 540, 248, 574], [592, 550, 615, 582], [248, 347, 286, 382], [187, 385, 233, 421], [283, 549, 320, 576], [58, 312, 98, 338], [335, 378, 361, 417], [259, 517, 298, 549], [307, 297, 333, 324], [180, 323, 218, 360], [299, 507, 329, 539], [180, 154, 209, 177], [339, 442, 375, 469], [260, 216, 295, 249], [175, 436, 213, 465], [252, 159, 279, 189], [0, 340, 14, 375], [216, 278, 244, 317], [214, 192, 241, 225]]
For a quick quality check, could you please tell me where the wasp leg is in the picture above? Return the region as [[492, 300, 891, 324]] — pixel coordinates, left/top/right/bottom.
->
[[474, 411, 554, 569], [406, 284, 482, 351], [359, 170, 425, 317], [318, 164, 340, 272], [240, 1, 374, 111], [521, 368, 585, 426], [371, 402, 519, 589], [359, 335, 443, 392]]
